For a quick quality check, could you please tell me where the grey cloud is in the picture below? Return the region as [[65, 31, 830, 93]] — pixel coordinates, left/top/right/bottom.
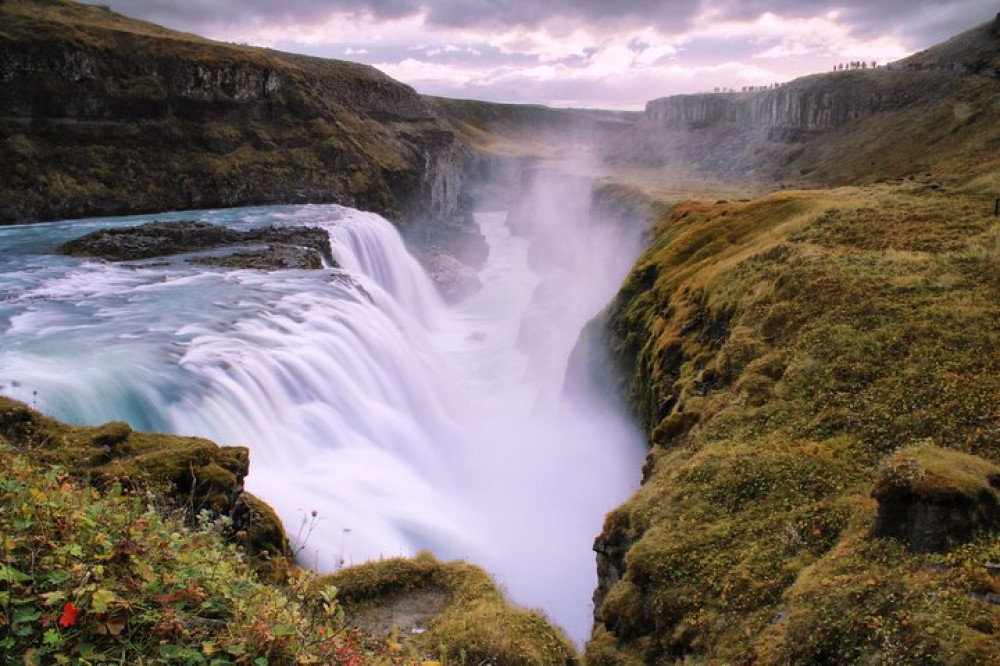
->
[[709, 0, 995, 44], [82, 0, 422, 32], [259, 39, 541, 70], [420, 0, 703, 30], [85, 0, 994, 51], [80, 0, 707, 34]]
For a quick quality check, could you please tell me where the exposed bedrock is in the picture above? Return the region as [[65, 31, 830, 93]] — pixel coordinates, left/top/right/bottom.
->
[[59, 220, 335, 270]]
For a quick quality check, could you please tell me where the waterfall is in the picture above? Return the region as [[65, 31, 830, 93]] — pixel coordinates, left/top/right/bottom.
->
[[0, 198, 646, 643]]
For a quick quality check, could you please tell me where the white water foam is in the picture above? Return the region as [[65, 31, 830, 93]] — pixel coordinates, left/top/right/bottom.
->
[[0, 197, 646, 643]]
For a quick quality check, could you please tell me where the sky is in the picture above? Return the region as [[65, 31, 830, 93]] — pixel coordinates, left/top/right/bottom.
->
[[87, 0, 996, 109]]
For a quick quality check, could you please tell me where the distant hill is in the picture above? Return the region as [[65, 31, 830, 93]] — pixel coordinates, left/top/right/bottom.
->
[[0, 0, 466, 227], [426, 96, 638, 157]]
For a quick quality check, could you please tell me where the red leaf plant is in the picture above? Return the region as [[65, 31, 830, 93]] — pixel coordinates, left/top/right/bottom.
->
[[58, 602, 80, 628]]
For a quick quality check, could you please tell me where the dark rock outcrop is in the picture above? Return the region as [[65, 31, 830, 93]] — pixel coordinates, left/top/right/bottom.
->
[[645, 73, 913, 134], [62, 221, 243, 260], [592, 509, 636, 623], [191, 245, 326, 270], [871, 443, 1000, 552], [60, 220, 334, 269]]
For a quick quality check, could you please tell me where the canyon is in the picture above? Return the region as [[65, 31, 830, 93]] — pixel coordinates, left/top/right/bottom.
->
[[2, 2, 1000, 664]]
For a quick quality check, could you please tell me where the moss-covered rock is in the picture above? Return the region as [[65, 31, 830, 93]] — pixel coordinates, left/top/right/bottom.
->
[[232, 491, 291, 580], [90, 420, 132, 449], [326, 551, 579, 665], [0, 396, 283, 568], [873, 443, 1000, 552]]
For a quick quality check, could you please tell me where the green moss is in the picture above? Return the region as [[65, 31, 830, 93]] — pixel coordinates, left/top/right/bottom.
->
[[198, 122, 244, 155], [589, 183, 1000, 664], [5, 133, 38, 159], [90, 420, 132, 449], [232, 492, 291, 582], [877, 443, 1000, 500], [327, 551, 579, 665]]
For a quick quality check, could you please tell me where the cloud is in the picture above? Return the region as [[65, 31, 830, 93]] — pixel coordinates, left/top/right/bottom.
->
[[80, 0, 993, 108], [84, 0, 993, 42]]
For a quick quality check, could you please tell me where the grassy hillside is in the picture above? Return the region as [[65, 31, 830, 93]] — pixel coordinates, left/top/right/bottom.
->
[[0, 0, 461, 226], [586, 178, 1000, 664]]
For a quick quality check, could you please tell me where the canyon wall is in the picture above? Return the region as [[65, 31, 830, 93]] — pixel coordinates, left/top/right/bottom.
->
[[0, 0, 467, 233], [645, 76, 908, 134], [610, 18, 1000, 186]]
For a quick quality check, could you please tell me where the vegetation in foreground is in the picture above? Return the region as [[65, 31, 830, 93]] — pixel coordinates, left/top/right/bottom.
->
[[0, 444, 375, 665], [0, 398, 575, 665], [587, 178, 1000, 665]]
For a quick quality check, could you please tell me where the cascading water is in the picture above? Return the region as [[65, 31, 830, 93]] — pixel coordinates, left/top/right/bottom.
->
[[0, 181, 646, 643]]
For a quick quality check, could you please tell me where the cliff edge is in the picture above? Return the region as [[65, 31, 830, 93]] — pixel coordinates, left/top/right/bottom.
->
[[0, 0, 466, 230], [607, 18, 1000, 187]]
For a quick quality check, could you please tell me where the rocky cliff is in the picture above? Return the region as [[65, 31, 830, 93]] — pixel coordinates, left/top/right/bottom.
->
[[608, 18, 1000, 187], [584, 16, 1000, 665], [0, 0, 468, 234], [645, 74, 923, 134]]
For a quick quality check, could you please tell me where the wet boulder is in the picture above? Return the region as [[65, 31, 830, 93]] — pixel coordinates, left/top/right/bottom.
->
[[190, 243, 326, 270], [59, 220, 335, 269], [417, 250, 482, 303], [60, 220, 242, 260]]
